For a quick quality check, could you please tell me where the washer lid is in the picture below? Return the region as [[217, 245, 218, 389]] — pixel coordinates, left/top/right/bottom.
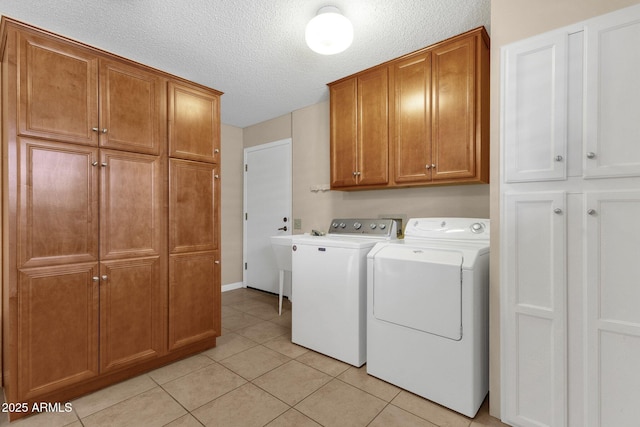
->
[[372, 245, 463, 340], [291, 234, 382, 249]]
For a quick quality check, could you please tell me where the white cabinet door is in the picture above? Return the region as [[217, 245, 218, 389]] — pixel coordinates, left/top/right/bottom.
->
[[585, 190, 640, 427], [503, 32, 568, 182], [584, 8, 640, 178], [502, 191, 567, 427]]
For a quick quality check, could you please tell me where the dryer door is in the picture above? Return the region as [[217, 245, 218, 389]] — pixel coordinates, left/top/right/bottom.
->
[[372, 246, 463, 340]]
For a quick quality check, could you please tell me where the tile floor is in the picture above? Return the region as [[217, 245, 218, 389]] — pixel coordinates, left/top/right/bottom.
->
[[0, 288, 509, 427]]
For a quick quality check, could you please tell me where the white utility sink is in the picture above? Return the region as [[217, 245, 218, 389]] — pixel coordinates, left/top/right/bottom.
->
[[270, 235, 293, 314], [270, 235, 293, 271]]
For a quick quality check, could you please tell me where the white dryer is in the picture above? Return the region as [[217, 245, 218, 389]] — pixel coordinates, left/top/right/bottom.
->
[[366, 218, 490, 418], [291, 218, 397, 367]]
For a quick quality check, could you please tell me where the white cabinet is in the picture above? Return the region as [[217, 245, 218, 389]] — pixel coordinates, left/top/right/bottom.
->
[[501, 4, 640, 427]]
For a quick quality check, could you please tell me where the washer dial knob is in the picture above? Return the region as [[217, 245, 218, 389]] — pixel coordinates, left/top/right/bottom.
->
[[354, 222, 362, 230], [370, 223, 377, 230]]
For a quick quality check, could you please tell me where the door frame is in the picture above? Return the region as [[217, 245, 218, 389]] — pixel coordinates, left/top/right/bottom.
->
[[242, 138, 292, 291]]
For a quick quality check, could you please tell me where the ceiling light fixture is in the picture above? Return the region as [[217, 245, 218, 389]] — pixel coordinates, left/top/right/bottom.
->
[[305, 6, 353, 55]]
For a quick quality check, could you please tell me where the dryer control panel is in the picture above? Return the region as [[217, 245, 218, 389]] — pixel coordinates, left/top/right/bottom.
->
[[405, 218, 490, 241], [328, 218, 397, 238]]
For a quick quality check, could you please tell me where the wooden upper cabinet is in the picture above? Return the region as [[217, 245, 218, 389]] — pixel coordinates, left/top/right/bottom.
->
[[330, 27, 489, 190], [168, 81, 221, 163], [330, 67, 388, 189], [99, 59, 165, 155], [431, 35, 477, 181], [18, 31, 99, 146], [390, 52, 432, 184]]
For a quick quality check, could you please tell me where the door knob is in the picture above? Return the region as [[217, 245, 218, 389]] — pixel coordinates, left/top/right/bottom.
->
[[278, 226, 288, 231]]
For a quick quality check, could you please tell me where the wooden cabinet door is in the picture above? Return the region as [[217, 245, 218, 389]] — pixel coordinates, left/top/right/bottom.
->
[[18, 138, 99, 268], [390, 52, 432, 184], [330, 78, 358, 188], [100, 257, 164, 372], [168, 81, 220, 163], [18, 31, 99, 146], [99, 149, 163, 260], [18, 263, 99, 400], [357, 67, 389, 186], [169, 159, 219, 254], [431, 35, 476, 181], [169, 252, 220, 350], [99, 59, 165, 155]]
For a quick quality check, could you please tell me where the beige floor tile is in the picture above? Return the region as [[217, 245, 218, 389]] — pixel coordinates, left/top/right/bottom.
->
[[148, 354, 214, 385], [268, 309, 292, 328], [262, 334, 308, 358], [236, 321, 290, 343], [163, 413, 204, 427], [81, 387, 186, 427], [192, 383, 288, 427], [221, 289, 256, 305], [201, 332, 258, 361], [264, 408, 321, 427], [230, 299, 280, 320], [370, 405, 438, 427], [219, 345, 290, 380], [221, 311, 263, 331], [391, 391, 472, 427], [295, 350, 350, 377], [162, 363, 246, 411], [72, 374, 157, 418], [0, 409, 79, 427], [295, 379, 387, 427], [253, 360, 331, 405], [338, 365, 402, 402]]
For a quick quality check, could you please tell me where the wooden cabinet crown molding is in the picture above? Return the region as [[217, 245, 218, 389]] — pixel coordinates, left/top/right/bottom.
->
[[328, 26, 489, 191]]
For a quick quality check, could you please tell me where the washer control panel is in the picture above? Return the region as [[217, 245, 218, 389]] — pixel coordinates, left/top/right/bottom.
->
[[328, 218, 397, 238]]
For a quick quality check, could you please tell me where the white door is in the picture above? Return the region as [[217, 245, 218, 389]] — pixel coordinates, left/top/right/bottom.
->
[[243, 139, 292, 294]]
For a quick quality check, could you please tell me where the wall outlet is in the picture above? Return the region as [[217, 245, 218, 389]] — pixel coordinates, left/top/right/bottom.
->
[[294, 218, 302, 230]]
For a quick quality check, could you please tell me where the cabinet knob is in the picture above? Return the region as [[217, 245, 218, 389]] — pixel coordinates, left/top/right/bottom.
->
[[92, 276, 100, 282], [587, 209, 597, 216], [555, 155, 563, 162], [101, 162, 108, 167], [214, 260, 220, 264], [92, 161, 98, 166], [92, 127, 99, 132], [214, 174, 219, 179], [214, 148, 220, 154], [425, 165, 431, 170], [101, 128, 108, 134], [586, 152, 596, 159], [101, 275, 108, 281], [554, 208, 563, 214], [431, 164, 436, 169]]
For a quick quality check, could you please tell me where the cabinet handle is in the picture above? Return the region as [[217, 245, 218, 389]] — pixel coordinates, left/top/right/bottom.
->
[[92, 127, 99, 132], [555, 155, 563, 161], [92, 276, 100, 282], [425, 165, 431, 170], [214, 260, 220, 265], [587, 209, 596, 215], [101, 162, 108, 167], [92, 161, 98, 166], [214, 174, 219, 179], [554, 208, 563, 214], [101, 275, 108, 281], [356, 171, 361, 176], [214, 148, 220, 154], [101, 128, 108, 134], [431, 164, 436, 169], [352, 171, 357, 176], [586, 152, 596, 159]]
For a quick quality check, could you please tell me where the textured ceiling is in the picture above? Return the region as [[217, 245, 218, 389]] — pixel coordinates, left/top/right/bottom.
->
[[0, 0, 490, 128]]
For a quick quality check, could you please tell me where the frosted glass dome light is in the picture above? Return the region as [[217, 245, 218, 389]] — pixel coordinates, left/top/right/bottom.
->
[[305, 6, 353, 55]]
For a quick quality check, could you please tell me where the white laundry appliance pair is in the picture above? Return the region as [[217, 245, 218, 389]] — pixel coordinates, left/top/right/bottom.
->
[[367, 218, 490, 418]]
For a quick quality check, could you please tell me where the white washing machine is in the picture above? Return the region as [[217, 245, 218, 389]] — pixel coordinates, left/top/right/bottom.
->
[[367, 218, 490, 417], [291, 218, 397, 367]]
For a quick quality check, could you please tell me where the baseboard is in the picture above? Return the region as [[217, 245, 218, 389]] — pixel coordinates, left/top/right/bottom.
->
[[222, 282, 244, 292]]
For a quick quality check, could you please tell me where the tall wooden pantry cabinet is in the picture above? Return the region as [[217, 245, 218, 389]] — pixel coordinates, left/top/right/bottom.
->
[[500, 4, 640, 427], [0, 17, 222, 420]]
